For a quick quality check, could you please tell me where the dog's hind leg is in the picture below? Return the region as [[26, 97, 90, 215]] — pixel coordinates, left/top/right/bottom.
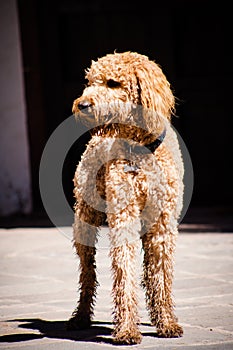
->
[[67, 203, 105, 330], [141, 214, 183, 337]]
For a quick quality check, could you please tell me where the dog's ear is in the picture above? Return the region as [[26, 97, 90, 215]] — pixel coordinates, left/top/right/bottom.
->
[[134, 60, 175, 121]]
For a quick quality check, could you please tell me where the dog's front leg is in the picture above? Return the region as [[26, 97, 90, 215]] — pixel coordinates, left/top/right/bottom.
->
[[141, 215, 183, 338], [109, 241, 142, 345], [106, 162, 142, 344]]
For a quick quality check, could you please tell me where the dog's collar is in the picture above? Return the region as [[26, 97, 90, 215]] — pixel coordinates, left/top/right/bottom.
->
[[123, 128, 166, 173], [129, 127, 166, 155], [145, 128, 166, 153]]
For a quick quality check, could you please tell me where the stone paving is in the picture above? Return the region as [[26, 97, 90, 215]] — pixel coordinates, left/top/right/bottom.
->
[[0, 226, 233, 349]]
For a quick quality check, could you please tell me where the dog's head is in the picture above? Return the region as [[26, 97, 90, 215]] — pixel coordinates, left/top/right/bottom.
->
[[73, 52, 174, 134]]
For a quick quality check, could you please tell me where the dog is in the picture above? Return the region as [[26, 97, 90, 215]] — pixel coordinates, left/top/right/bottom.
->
[[67, 51, 184, 344]]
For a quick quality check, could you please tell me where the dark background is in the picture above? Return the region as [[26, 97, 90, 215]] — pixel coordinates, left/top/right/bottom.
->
[[17, 0, 233, 222]]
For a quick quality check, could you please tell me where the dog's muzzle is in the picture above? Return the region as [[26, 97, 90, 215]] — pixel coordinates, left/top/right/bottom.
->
[[73, 99, 93, 114], [72, 99, 96, 125], [77, 100, 92, 112]]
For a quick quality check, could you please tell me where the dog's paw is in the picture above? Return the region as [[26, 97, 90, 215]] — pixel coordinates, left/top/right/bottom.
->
[[66, 315, 91, 330], [157, 322, 183, 338], [113, 328, 142, 345]]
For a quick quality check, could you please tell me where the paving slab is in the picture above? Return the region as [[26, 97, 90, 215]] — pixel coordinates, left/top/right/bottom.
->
[[0, 227, 233, 349]]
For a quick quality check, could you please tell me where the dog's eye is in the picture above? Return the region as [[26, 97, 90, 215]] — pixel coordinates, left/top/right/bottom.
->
[[106, 79, 121, 88]]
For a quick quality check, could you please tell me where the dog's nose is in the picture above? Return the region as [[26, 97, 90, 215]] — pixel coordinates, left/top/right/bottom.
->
[[78, 100, 92, 111]]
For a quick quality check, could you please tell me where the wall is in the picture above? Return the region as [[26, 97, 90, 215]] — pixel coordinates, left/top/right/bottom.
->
[[0, 0, 32, 216]]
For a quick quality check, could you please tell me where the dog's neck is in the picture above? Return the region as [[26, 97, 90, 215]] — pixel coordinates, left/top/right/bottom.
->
[[90, 123, 165, 148]]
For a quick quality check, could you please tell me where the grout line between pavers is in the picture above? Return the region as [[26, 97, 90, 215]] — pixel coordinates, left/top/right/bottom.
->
[[182, 322, 233, 336]]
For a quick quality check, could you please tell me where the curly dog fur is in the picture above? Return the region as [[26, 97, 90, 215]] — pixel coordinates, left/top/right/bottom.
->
[[67, 51, 184, 344]]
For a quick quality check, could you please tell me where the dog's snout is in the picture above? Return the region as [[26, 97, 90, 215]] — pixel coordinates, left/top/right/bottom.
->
[[78, 100, 92, 110], [73, 98, 93, 115]]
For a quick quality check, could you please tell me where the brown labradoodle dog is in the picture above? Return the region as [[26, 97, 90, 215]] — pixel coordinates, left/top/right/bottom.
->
[[67, 51, 184, 344]]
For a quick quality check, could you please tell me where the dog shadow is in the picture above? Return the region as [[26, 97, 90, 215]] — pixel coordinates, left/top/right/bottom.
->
[[0, 318, 158, 345]]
